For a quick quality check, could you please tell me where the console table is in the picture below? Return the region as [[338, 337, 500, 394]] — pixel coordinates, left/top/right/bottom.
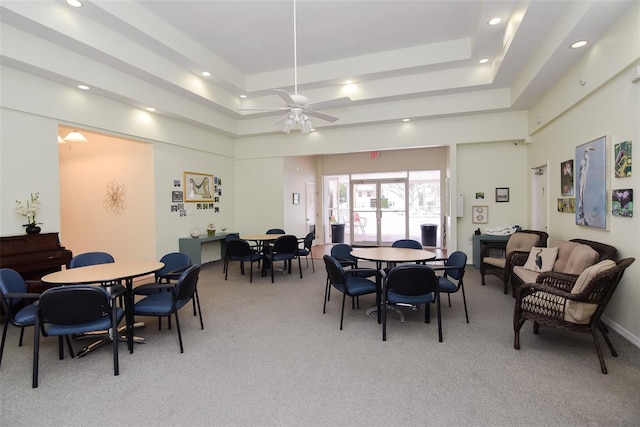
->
[[472, 234, 510, 268], [178, 232, 236, 264]]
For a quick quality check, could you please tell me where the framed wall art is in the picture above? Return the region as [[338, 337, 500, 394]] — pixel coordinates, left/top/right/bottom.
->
[[184, 171, 214, 202], [561, 159, 574, 196], [575, 136, 607, 229], [612, 188, 633, 217], [472, 206, 488, 224], [495, 187, 509, 202], [614, 140, 632, 178]]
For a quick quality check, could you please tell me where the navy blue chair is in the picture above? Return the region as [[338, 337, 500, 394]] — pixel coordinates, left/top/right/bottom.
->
[[225, 239, 264, 283], [0, 269, 40, 367], [136, 252, 192, 329], [432, 251, 469, 323], [383, 264, 441, 342], [323, 255, 380, 330], [69, 251, 115, 268], [222, 233, 240, 274], [266, 228, 285, 234], [32, 285, 125, 388], [263, 235, 302, 283], [132, 264, 203, 353], [296, 232, 315, 273], [385, 239, 424, 273]]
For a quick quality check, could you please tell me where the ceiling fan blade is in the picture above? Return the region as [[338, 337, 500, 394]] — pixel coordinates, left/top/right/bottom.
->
[[274, 113, 291, 125], [274, 89, 297, 106], [304, 96, 351, 111], [304, 109, 339, 122], [237, 107, 290, 111]]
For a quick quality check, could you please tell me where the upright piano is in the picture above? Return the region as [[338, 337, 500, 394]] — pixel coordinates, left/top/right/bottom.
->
[[0, 232, 73, 283]]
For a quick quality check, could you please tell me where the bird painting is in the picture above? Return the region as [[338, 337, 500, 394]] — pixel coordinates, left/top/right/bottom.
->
[[534, 248, 543, 271]]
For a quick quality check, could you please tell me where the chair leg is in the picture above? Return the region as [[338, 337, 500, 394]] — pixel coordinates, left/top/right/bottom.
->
[[591, 328, 608, 374], [460, 284, 469, 324], [19, 326, 25, 346], [32, 321, 40, 388], [65, 335, 75, 358], [174, 311, 184, 353], [0, 319, 10, 367], [447, 294, 452, 307], [58, 336, 65, 360], [112, 306, 119, 376], [436, 293, 443, 342], [598, 322, 617, 357], [340, 293, 346, 330], [194, 289, 204, 330], [514, 319, 525, 350], [382, 298, 387, 341], [298, 256, 303, 279], [323, 280, 330, 314]]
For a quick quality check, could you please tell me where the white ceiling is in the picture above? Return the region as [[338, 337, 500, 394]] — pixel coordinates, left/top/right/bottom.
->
[[0, 0, 635, 137]]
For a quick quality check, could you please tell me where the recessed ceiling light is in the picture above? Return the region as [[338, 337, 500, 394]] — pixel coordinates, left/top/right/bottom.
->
[[146, 107, 156, 112], [488, 17, 501, 25], [201, 71, 211, 77], [345, 80, 353, 85], [77, 84, 90, 90], [402, 118, 410, 122], [479, 58, 489, 64], [66, 0, 82, 7], [240, 94, 247, 99], [571, 40, 588, 49]]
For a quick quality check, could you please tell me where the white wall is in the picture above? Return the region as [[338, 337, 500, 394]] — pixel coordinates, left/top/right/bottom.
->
[[527, 5, 640, 343]]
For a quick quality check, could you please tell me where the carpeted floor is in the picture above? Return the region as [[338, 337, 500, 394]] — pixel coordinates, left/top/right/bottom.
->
[[2, 258, 639, 426]]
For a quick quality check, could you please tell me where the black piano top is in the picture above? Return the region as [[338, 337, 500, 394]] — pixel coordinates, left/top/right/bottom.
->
[[0, 232, 73, 280]]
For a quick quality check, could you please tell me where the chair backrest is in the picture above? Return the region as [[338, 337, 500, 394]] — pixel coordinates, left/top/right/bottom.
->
[[505, 232, 541, 255], [272, 235, 298, 253], [323, 255, 347, 288], [330, 243, 354, 262], [392, 239, 422, 249], [157, 252, 191, 277], [226, 239, 253, 258], [0, 268, 28, 309], [386, 264, 438, 296], [444, 251, 467, 281], [174, 264, 201, 302], [69, 252, 115, 268], [569, 238, 617, 262], [38, 285, 110, 326], [266, 228, 285, 234], [303, 232, 314, 250], [224, 233, 240, 241]]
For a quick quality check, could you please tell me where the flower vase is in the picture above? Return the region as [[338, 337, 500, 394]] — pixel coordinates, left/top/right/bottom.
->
[[26, 225, 41, 235]]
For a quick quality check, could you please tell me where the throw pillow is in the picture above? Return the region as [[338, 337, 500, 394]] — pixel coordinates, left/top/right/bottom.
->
[[522, 246, 559, 272]]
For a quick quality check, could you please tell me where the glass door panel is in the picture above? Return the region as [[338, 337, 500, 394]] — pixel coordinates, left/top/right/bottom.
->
[[352, 179, 407, 245], [380, 181, 407, 245], [351, 182, 377, 244]]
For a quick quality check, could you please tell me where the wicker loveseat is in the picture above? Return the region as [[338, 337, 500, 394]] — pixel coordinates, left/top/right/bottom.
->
[[510, 239, 617, 297]]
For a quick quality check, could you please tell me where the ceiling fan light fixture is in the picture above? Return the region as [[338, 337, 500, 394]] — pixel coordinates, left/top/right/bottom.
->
[[64, 130, 88, 142]]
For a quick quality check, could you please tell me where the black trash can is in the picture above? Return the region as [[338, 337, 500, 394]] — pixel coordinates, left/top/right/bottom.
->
[[420, 224, 438, 247], [331, 223, 345, 243]]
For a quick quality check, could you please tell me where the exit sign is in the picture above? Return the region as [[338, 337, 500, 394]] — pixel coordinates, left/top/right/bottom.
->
[[370, 151, 379, 159]]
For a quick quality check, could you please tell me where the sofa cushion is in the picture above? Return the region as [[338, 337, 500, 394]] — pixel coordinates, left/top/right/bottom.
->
[[506, 233, 541, 254], [563, 244, 599, 275], [549, 240, 579, 272], [564, 259, 616, 324], [523, 247, 558, 272], [512, 266, 540, 285], [482, 257, 506, 268]]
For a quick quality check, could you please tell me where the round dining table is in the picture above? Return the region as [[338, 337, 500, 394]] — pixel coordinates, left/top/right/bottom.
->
[[41, 260, 164, 355]]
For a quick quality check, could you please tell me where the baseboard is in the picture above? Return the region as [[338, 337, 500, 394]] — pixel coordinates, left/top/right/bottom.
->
[[602, 315, 640, 349]]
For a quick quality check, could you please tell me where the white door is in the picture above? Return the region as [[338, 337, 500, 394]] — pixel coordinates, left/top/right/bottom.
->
[[530, 164, 548, 233]]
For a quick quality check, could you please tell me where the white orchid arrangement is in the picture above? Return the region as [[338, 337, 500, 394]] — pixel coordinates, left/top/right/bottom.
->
[[15, 192, 41, 227]]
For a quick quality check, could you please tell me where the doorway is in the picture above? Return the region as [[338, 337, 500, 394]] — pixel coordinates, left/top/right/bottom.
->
[[530, 164, 548, 233], [351, 178, 408, 245]]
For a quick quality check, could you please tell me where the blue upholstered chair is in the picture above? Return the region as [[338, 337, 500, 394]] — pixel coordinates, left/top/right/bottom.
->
[[32, 285, 125, 388], [432, 251, 469, 323], [0, 268, 40, 367], [326, 243, 376, 304], [132, 264, 203, 353], [263, 235, 302, 283], [69, 251, 115, 268], [323, 255, 380, 330], [222, 233, 240, 274], [225, 239, 264, 283], [383, 264, 441, 342], [296, 232, 315, 273]]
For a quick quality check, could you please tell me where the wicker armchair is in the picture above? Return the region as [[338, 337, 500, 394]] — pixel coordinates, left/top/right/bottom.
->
[[510, 239, 617, 297], [480, 230, 548, 294], [513, 257, 634, 374]]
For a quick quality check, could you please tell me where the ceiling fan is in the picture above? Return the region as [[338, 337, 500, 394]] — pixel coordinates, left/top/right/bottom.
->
[[238, 0, 351, 133]]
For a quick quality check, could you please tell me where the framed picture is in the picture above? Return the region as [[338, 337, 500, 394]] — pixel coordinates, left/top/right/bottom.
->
[[561, 159, 574, 196], [472, 206, 488, 224], [614, 140, 632, 178], [612, 188, 633, 217], [183, 171, 214, 202], [576, 136, 607, 228], [495, 187, 509, 202], [475, 192, 484, 199], [172, 191, 183, 203], [292, 192, 300, 205], [557, 198, 576, 213]]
